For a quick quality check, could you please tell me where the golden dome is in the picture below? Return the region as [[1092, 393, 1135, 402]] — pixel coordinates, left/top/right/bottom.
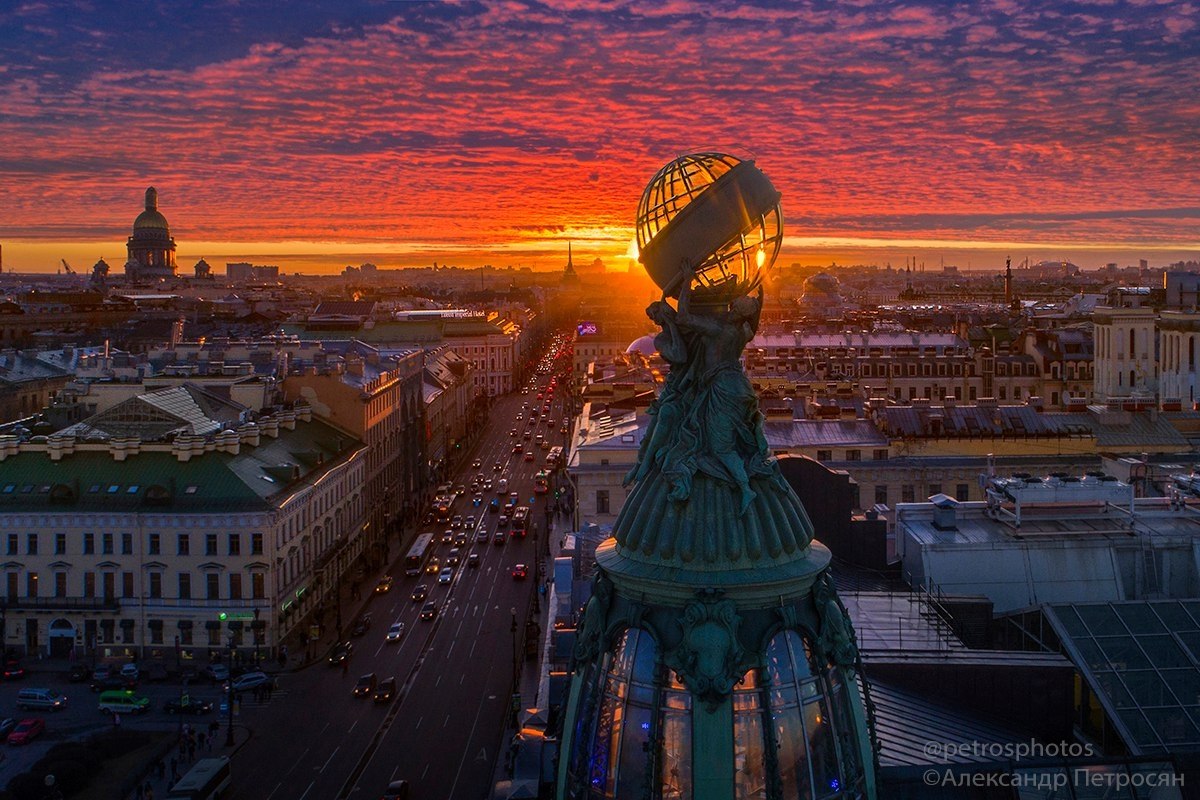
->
[[133, 187, 170, 231]]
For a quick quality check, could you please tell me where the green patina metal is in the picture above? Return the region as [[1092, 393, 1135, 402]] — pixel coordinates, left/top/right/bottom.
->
[[557, 154, 877, 800]]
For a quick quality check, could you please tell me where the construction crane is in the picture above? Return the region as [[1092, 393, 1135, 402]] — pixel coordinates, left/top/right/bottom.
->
[[60, 259, 76, 275]]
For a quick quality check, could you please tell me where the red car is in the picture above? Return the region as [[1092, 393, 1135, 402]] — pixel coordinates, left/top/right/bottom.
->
[[512, 564, 528, 580], [7, 718, 44, 745], [2, 661, 25, 681]]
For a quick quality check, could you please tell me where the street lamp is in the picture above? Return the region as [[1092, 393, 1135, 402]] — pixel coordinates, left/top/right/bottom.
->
[[225, 636, 235, 746], [252, 608, 261, 668]]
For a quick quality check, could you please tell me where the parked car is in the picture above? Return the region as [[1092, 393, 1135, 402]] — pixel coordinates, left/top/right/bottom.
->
[[327, 642, 354, 666], [120, 663, 140, 681], [385, 622, 405, 643], [373, 677, 397, 704], [163, 698, 214, 715], [202, 664, 230, 683], [3, 661, 26, 680], [7, 718, 44, 745], [351, 614, 373, 637], [375, 576, 394, 594], [91, 674, 136, 693], [352, 673, 377, 698], [0, 718, 15, 743], [410, 585, 429, 603]]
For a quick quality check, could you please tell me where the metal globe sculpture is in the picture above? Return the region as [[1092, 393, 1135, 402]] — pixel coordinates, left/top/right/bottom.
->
[[635, 152, 782, 299]]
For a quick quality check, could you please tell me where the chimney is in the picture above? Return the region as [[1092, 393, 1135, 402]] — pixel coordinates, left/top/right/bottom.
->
[[929, 494, 959, 530]]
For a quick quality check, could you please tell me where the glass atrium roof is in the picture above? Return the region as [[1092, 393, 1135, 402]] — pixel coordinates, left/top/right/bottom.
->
[[1044, 601, 1200, 754]]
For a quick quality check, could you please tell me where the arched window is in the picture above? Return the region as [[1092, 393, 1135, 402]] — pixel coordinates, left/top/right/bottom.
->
[[1129, 329, 1136, 357]]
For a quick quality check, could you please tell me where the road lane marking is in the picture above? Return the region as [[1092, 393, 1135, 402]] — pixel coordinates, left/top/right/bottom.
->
[[298, 781, 315, 800], [319, 747, 340, 773], [348, 719, 358, 734]]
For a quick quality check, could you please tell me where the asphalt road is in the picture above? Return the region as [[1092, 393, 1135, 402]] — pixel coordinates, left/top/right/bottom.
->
[[229, 363, 569, 800]]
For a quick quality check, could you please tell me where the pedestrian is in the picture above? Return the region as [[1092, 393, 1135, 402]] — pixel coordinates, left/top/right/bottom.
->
[[198, 731, 207, 750], [113, 711, 121, 728], [187, 741, 195, 761], [169, 757, 177, 779]]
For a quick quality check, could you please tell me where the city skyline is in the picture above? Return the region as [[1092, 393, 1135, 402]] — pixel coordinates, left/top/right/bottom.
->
[[2, 0, 1199, 274]]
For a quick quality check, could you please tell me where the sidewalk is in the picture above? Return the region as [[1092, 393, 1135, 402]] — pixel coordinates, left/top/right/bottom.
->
[[122, 721, 251, 800]]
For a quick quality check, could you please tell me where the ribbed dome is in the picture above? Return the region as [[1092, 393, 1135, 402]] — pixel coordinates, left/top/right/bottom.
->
[[133, 187, 170, 232]]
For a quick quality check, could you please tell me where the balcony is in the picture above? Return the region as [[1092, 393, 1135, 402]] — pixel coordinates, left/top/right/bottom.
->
[[3, 596, 120, 611]]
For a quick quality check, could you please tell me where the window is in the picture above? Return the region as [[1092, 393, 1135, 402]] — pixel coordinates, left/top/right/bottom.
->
[[83, 572, 95, 598], [148, 533, 160, 555], [596, 490, 610, 515], [122, 533, 132, 555], [251, 533, 263, 556], [845, 449, 861, 461], [229, 573, 242, 600], [816, 450, 832, 462], [148, 572, 162, 599], [178, 573, 191, 600], [54, 571, 67, 598], [956, 483, 970, 502], [902, 485, 915, 503], [177, 534, 189, 556], [26, 572, 38, 598], [228, 534, 241, 557], [122, 622, 135, 644], [26, 534, 37, 555], [928, 483, 942, 497], [122, 572, 134, 598], [150, 623, 163, 645], [206, 574, 220, 600], [54, 533, 66, 555], [103, 572, 115, 601], [874, 485, 888, 506], [5, 573, 15, 601], [873, 449, 888, 461], [83, 533, 95, 554], [251, 573, 265, 600], [102, 533, 113, 555], [180, 626, 194, 646], [5, 534, 14, 555], [205, 534, 217, 556]]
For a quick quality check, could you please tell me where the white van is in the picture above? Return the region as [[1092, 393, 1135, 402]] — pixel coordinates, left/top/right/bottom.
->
[[17, 688, 67, 711], [497, 478, 508, 494]]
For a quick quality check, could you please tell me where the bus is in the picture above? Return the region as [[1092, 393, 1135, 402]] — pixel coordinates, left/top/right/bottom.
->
[[546, 446, 563, 467], [404, 533, 435, 577], [534, 471, 550, 495], [166, 757, 231, 800], [511, 506, 530, 537]]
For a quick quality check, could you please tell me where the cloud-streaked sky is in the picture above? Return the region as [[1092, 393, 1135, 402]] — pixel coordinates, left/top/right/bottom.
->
[[2, 0, 1198, 274]]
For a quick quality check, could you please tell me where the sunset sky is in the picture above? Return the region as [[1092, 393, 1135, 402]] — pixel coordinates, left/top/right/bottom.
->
[[2, 0, 1198, 274]]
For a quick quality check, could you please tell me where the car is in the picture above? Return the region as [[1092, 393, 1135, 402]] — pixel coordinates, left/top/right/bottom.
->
[[493, 461, 503, 472], [509, 428, 517, 437], [489, 498, 500, 513], [7, 718, 44, 745], [441, 530, 453, 544], [68, 664, 90, 683], [373, 677, 397, 703], [375, 576, 394, 594], [426, 557, 441, 574], [472, 493, 483, 507], [472, 459, 482, 469], [419, 602, 437, 621], [454, 484, 466, 496], [382, 779, 411, 800], [351, 614, 373, 637], [476, 529, 490, 543], [450, 515, 463, 529], [446, 548, 461, 566], [483, 479, 493, 491], [3, 661, 26, 680], [524, 451, 535, 461], [438, 567, 453, 585], [228, 671, 272, 693], [91, 674, 136, 693], [516, 413, 523, 420], [0, 717, 15, 743], [512, 444, 522, 454], [561, 425, 568, 434], [202, 664, 230, 683], [454, 532, 468, 547], [120, 663, 140, 681], [523, 430, 532, 440], [464, 515, 476, 529], [353, 673, 377, 698], [467, 553, 481, 568], [385, 622, 405, 643], [493, 531, 507, 545], [163, 698, 214, 716], [328, 642, 354, 666], [498, 514, 509, 528], [410, 585, 429, 602], [512, 564, 529, 580]]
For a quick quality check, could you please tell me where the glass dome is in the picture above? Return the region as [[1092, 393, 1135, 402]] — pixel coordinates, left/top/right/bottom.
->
[[634, 153, 782, 300], [564, 628, 868, 799]]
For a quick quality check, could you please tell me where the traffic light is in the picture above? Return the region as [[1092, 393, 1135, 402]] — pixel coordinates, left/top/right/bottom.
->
[[218, 612, 228, 621]]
